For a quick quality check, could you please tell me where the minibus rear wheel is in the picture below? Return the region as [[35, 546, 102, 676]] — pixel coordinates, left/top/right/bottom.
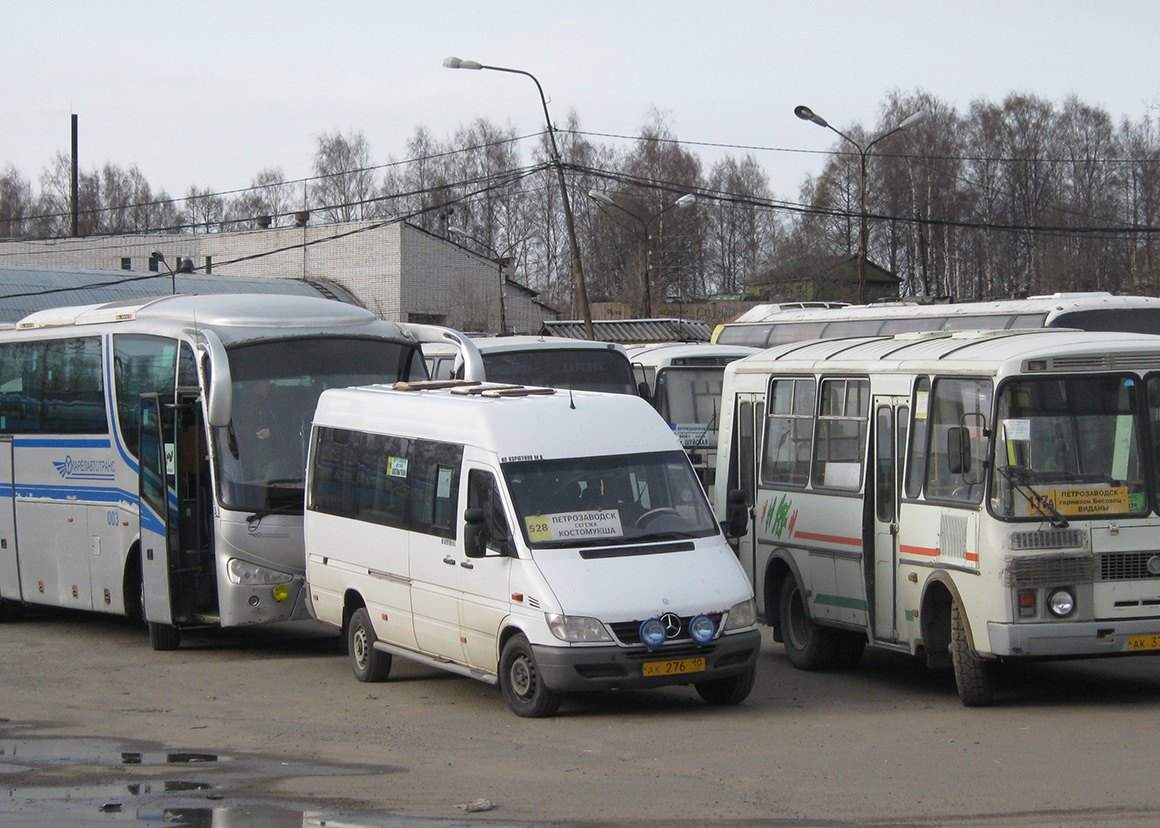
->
[[348, 607, 392, 682], [499, 634, 561, 718]]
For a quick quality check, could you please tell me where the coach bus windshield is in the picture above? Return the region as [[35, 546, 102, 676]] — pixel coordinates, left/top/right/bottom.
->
[[481, 348, 637, 394], [990, 375, 1149, 521], [503, 450, 718, 549], [216, 337, 423, 513]]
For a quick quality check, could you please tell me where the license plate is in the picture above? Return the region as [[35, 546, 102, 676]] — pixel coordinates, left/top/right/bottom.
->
[[642, 657, 706, 677], [1127, 634, 1160, 652]]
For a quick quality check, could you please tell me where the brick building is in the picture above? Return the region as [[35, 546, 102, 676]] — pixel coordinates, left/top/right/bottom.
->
[[0, 220, 558, 333]]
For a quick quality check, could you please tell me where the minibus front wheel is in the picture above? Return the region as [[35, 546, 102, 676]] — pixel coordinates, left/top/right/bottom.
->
[[499, 634, 561, 718]]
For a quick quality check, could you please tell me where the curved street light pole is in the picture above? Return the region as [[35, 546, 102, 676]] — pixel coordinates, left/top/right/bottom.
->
[[795, 105, 925, 304], [588, 191, 695, 317], [444, 57, 593, 339]]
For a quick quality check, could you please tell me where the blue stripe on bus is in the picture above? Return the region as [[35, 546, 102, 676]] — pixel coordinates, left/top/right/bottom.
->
[[14, 437, 112, 449]]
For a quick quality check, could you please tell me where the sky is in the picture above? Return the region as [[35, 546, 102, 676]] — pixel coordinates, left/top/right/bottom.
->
[[3, 0, 1159, 206]]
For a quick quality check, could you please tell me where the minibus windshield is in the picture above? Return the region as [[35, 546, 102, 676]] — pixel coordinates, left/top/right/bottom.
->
[[503, 450, 719, 548], [481, 348, 636, 394], [216, 337, 423, 513], [990, 375, 1148, 520]]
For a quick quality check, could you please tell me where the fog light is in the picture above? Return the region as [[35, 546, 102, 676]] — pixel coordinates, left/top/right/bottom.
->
[[1048, 588, 1075, 618], [689, 614, 716, 644], [639, 618, 667, 650], [272, 584, 289, 602]]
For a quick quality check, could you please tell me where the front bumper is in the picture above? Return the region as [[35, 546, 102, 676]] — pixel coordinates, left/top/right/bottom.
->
[[989, 618, 1160, 658], [531, 628, 761, 692]]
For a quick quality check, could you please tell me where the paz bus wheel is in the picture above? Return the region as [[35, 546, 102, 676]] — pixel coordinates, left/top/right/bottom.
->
[[778, 574, 838, 670], [148, 621, 181, 651], [499, 634, 561, 718], [950, 598, 994, 706], [348, 607, 392, 682]]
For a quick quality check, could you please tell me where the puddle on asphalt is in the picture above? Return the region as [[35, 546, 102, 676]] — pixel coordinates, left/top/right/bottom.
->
[[0, 730, 545, 828]]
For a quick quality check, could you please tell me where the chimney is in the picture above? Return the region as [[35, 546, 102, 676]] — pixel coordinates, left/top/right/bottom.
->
[[294, 211, 310, 227]]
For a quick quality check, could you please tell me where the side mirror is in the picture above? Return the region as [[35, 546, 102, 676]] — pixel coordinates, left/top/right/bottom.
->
[[637, 381, 652, 403], [723, 489, 749, 539], [463, 508, 488, 558], [946, 426, 971, 475]]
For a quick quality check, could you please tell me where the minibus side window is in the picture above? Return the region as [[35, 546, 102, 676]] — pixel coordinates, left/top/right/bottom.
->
[[906, 377, 931, 498], [811, 378, 869, 490], [467, 469, 513, 555], [411, 439, 463, 539], [762, 377, 815, 487], [923, 377, 991, 504]]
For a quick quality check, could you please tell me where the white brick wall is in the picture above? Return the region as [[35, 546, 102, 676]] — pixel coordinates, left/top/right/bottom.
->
[[0, 220, 558, 331]]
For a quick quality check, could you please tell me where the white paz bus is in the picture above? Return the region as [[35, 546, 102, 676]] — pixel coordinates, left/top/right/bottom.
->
[[715, 327, 1160, 705], [0, 293, 480, 649]]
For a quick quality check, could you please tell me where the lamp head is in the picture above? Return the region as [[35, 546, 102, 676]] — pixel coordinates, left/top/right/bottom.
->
[[794, 105, 829, 129], [443, 56, 482, 70]]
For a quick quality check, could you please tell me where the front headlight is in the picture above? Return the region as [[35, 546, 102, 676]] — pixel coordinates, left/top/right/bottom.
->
[[546, 613, 612, 643], [1048, 588, 1076, 618], [723, 598, 757, 631], [227, 558, 293, 586]]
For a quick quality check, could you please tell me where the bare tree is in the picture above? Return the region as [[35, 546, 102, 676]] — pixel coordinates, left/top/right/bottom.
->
[[309, 129, 378, 223], [0, 164, 33, 238]]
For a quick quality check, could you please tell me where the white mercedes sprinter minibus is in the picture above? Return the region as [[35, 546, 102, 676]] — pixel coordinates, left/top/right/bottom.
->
[[304, 380, 760, 717]]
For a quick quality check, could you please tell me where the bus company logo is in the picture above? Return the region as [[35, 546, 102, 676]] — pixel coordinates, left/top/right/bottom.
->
[[52, 456, 116, 481], [761, 493, 797, 540]]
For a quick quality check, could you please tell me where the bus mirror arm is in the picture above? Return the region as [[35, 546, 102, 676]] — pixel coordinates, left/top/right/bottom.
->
[[195, 330, 232, 428], [404, 324, 485, 382], [723, 489, 750, 538]]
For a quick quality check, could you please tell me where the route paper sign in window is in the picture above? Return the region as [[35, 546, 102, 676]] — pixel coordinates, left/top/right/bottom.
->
[[525, 510, 624, 543]]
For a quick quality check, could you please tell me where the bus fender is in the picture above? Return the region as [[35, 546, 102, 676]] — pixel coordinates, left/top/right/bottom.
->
[[763, 548, 806, 643], [919, 571, 973, 669]]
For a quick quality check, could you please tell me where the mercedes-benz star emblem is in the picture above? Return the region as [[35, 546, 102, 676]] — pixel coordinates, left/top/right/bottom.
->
[[660, 612, 682, 638]]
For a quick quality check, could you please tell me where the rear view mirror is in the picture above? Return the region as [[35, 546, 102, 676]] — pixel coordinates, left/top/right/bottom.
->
[[464, 508, 488, 558], [723, 489, 750, 539]]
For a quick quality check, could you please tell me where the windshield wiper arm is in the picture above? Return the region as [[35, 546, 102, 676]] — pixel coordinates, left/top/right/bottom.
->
[[997, 466, 1069, 528]]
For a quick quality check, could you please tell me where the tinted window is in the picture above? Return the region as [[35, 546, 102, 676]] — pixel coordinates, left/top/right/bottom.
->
[[0, 337, 106, 434], [114, 335, 179, 456], [481, 348, 636, 394]]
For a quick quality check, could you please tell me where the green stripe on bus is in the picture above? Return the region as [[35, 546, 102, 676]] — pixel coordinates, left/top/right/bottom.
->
[[814, 594, 868, 611]]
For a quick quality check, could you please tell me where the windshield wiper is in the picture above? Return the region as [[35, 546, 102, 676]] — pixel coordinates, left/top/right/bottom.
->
[[997, 466, 1069, 528]]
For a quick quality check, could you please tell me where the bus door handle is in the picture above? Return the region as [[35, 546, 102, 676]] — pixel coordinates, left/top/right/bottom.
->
[[890, 523, 899, 536], [442, 556, 456, 566], [460, 561, 474, 570]]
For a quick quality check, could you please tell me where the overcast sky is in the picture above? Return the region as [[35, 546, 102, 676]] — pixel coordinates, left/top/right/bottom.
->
[[4, 1, 1158, 205]]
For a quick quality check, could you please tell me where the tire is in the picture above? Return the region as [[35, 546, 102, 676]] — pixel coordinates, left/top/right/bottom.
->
[[499, 634, 561, 718], [832, 631, 867, 670], [148, 621, 181, 651], [695, 663, 756, 706], [778, 574, 838, 670], [348, 607, 392, 682], [950, 598, 994, 706]]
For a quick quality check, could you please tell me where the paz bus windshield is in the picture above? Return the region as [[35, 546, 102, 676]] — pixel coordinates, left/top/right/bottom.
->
[[216, 337, 422, 513], [991, 375, 1149, 520]]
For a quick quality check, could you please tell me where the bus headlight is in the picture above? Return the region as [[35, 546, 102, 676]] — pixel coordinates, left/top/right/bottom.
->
[[546, 614, 612, 643], [724, 598, 757, 631], [227, 558, 293, 586], [1048, 588, 1076, 618]]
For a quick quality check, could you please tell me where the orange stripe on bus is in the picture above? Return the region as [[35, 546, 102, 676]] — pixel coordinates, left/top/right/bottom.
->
[[794, 531, 862, 547]]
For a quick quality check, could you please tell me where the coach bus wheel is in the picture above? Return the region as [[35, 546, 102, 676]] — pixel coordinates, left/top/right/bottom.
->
[[348, 608, 392, 682], [778, 574, 838, 670], [499, 634, 561, 718], [148, 621, 181, 651], [695, 663, 757, 706], [950, 598, 994, 706]]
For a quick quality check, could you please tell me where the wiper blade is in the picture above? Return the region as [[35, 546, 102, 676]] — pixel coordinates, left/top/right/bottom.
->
[[997, 466, 1069, 528]]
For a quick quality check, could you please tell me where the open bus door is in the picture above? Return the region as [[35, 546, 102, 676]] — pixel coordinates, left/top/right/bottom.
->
[[139, 393, 216, 650]]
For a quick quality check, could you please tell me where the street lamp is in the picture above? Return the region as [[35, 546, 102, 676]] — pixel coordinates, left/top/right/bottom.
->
[[448, 226, 513, 334], [795, 105, 926, 304], [443, 56, 594, 339], [587, 191, 695, 318]]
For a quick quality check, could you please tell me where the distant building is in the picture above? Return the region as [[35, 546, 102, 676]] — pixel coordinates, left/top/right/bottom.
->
[[0, 220, 558, 333], [749, 254, 900, 304]]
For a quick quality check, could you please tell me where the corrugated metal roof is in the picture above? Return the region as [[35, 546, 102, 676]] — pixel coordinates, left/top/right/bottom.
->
[[539, 318, 712, 343], [0, 264, 359, 326]]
